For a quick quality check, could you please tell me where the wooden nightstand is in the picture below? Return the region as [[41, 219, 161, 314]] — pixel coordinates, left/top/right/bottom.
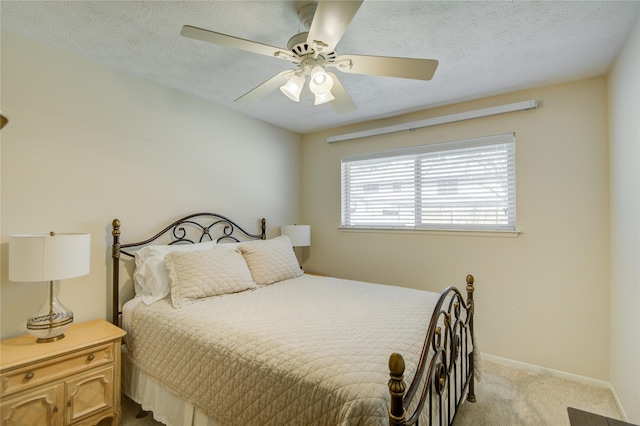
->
[[1, 319, 126, 426]]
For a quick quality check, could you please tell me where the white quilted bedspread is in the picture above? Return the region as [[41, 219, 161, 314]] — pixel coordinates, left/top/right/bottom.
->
[[125, 274, 443, 426]]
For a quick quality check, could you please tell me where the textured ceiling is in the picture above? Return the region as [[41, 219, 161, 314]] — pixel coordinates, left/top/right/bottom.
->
[[2, 1, 639, 134]]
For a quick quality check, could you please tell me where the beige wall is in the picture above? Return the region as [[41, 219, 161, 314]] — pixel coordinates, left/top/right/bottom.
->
[[301, 78, 611, 380], [608, 15, 640, 423], [0, 32, 301, 339]]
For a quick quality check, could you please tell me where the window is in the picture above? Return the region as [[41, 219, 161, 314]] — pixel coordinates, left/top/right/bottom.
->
[[341, 133, 516, 231]]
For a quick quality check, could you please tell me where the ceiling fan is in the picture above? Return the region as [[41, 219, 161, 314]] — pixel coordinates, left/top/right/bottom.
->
[[180, 1, 438, 114]]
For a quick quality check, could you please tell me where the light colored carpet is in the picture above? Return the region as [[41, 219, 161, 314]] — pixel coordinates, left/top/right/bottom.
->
[[122, 396, 162, 426], [122, 358, 625, 426], [454, 358, 624, 425]]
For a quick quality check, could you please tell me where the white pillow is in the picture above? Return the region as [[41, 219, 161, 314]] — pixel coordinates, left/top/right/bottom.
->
[[133, 240, 217, 305], [237, 235, 303, 285], [166, 248, 256, 308], [214, 241, 241, 250]]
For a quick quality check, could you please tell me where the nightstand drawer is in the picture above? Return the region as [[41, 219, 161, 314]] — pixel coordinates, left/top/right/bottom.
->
[[0, 342, 114, 398]]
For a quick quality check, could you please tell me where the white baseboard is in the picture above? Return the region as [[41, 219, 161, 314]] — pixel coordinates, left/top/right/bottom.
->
[[480, 353, 629, 422], [611, 389, 630, 422]]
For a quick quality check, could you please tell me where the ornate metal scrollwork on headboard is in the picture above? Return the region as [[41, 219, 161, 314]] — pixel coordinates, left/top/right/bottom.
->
[[111, 213, 266, 325]]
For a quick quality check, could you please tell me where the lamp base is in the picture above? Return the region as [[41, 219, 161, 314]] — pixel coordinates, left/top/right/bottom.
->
[[27, 317, 72, 342], [27, 312, 73, 343], [27, 281, 74, 343], [34, 333, 67, 343]]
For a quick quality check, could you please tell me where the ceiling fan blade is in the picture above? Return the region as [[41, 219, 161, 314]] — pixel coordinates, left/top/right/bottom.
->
[[235, 70, 294, 103], [307, 1, 364, 53], [327, 72, 356, 114], [181, 25, 285, 58], [335, 54, 439, 81]]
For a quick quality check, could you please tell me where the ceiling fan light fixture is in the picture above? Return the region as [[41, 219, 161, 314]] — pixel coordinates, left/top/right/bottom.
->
[[314, 90, 335, 105], [309, 66, 333, 94], [280, 74, 305, 102], [312, 73, 327, 85], [182, 0, 439, 114]]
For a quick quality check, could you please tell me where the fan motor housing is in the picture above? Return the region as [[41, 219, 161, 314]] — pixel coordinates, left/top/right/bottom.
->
[[287, 32, 337, 62]]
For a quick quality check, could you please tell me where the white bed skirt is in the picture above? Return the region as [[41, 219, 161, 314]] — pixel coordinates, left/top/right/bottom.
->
[[122, 345, 220, 426]]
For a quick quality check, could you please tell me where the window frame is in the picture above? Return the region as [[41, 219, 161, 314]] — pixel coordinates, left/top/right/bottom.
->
[[340, 133, 517, 233]]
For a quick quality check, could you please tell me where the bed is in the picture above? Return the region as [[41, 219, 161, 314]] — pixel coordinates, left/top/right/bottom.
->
[[111, 213, 477, 426]]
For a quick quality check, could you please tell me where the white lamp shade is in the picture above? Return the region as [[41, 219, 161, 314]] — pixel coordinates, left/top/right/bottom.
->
[[280, 74, 305, 102], [281, 225, 310, 247], [9, 233, 90, 282], [314, 91, 335, 105], [309, 66, 333, 94]]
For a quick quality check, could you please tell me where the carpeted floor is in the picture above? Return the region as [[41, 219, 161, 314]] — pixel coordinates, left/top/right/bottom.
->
[[122, 396, 162, 426], [122, 358, 625, 426], [453, 358, 624, 425]]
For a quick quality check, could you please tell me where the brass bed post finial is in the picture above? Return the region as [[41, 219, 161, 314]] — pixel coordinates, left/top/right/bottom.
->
[[466, 274, 474, 314], [388, 353, 407, 426], [112, 219, 121, 258]]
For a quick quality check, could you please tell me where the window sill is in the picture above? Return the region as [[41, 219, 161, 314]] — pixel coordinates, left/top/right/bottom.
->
[[338, 226, 522, 238]]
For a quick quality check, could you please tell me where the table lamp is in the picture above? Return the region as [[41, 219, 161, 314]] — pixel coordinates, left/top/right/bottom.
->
[[281, 225, 310, 266], [281, 225, 310, 247], [9, 232, 90, 342]]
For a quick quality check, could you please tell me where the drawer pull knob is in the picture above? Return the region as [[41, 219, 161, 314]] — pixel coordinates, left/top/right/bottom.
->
[[54, 406, 59, 413], [87, 354, 95, 361], [25, 372, 34, 380]]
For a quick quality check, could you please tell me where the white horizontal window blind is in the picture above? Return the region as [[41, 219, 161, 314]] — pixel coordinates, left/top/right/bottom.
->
[[341, 133, 516, 231]]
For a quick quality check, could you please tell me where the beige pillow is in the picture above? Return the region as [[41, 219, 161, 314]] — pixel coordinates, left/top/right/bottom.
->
[[133, 240, 217, 305], [237, 235, 303, 285], [166, 248, 256, 308]]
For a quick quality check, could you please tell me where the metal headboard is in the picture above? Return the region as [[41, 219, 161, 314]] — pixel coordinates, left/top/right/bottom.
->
[[111, 213, 266, 325]]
